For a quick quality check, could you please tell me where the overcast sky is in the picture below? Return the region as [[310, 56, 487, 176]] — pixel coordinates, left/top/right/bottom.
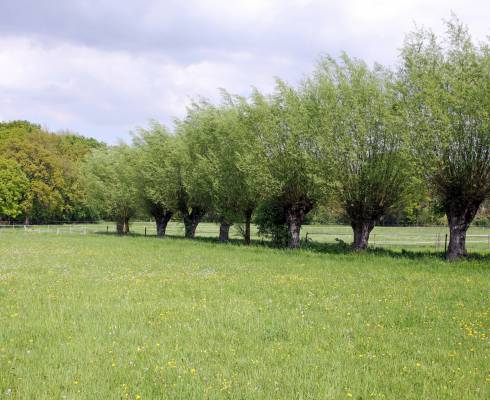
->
[[0, 0, 488, 143]]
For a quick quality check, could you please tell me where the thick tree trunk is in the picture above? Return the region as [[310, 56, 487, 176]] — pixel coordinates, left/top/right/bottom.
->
[[287, 213, 302, 248], [183, 208, 205, 239], [116, 217, 130, 235], [351, 220, 375, 251], [184, 219, 199, 238], [446, 203, 480, 260], [154, 211, 173, 237], [244, 209, 253, 246], [219, 221, 231, 242], [24, 215, 30, 225], [286, 202, 313, 249]]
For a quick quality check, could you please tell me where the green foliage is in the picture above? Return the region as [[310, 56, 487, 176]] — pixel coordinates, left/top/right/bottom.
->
[[312, 55, 414, 229], [247, 84, 325, 207], [56, 131, 106, 161], [399, 17, 490, 215], [254, 198, 290, 246], [1, 131, 67, 222], [0, 158, 29, 219], [399, 17, 490, 257], [132, 122, 180, 215], [81, 146, 140, 227], [0, 121, 104, 223], [0, 120, 41, 144], [240, 84, 326, 247], [175, 102, 217, 216], [191, 93, 265, 225]]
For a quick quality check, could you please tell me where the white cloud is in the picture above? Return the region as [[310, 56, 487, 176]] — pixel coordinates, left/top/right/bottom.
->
[[0, 36, 293, 142], [0, 0, 488, 143]]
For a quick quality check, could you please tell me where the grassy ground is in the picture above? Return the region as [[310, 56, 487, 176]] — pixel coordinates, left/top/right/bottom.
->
[[5, 222, 490, 251], [0, 231, 489, 399]]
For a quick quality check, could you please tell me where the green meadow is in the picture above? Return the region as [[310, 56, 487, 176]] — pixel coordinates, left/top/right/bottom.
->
[[10, 222, 490, 251], [0, 230, 489, 399]]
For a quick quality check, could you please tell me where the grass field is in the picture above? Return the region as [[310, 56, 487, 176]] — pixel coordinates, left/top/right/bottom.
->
[[0, 230, 489, 399], [4, 222, 490, 251]]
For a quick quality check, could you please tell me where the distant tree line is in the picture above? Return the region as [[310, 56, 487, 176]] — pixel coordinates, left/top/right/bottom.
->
[[1, 19, 489, 260], [0, 120, 105, 224]]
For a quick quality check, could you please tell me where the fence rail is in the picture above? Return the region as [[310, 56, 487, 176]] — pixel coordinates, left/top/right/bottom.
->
[[303, 230, 490, 250]]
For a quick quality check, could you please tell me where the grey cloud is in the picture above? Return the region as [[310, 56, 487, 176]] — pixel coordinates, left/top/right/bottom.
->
[[0, 0, 344, 62], [0, 0, 488, 143]]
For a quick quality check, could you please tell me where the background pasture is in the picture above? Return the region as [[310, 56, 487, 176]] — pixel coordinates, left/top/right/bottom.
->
[[2, 222, 489, 253]]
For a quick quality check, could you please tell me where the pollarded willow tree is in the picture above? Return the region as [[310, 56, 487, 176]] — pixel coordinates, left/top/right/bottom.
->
[[175, 102, 216, 238], [209, 103, 246, 242], [247, 84, 325, 248], [82, 145, 139, 234], [399, 19, 490, 260], [312, 55, 413, 250], [132, 122, 178, 237], [200, 93, 265, 244]]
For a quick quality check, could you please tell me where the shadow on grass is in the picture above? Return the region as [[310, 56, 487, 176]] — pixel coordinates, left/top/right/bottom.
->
[[304, 240, 490, 263], [95, 230, 490, 264]]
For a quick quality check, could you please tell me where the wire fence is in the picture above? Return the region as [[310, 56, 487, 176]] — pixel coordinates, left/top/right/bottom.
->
[[304, 231, 490, 251], [1, 222, 490, 251]]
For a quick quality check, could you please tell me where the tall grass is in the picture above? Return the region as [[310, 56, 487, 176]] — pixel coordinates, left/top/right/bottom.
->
[[0, 231, 488, 399]]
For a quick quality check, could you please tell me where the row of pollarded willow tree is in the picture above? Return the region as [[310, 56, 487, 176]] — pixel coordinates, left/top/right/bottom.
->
[[82, 20, 490, 260]]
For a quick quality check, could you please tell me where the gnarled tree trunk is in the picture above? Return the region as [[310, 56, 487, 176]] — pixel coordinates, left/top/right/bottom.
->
[[446, 201, 480, 261], [154, 211, 173, 237], [244, 208, 253, 245], [116, 217, 130, 235], [219, 220, 231, 242], [286, 201, 314, 249], [351, 220, 375, 251], [183, 207, 205, 239]]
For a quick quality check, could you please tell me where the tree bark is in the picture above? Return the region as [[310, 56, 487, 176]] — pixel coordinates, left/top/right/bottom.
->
[[287, 213, 302, 248], [446, 203, 480, 260], [116, 217, 130, 235], [286, 202, 313, 249], [219, 221, 231, 242], [184, 218, 198, 238], [24, 215, 30, 225], [154, 211, 173, 237], [351, 220, 375, 251], [183, 207, 205, 239], [244, 209, 253, 245]]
